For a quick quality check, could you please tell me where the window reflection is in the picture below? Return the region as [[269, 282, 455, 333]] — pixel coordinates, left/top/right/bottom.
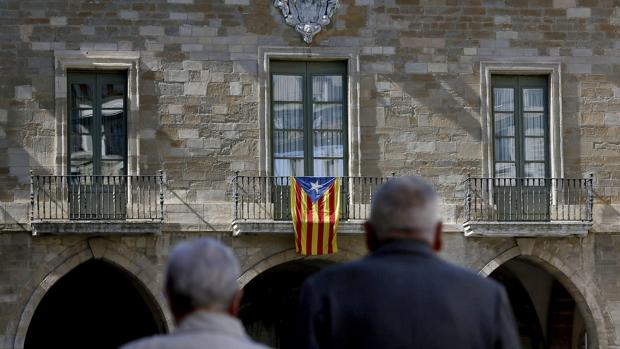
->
[[69, 75, 126, 177]]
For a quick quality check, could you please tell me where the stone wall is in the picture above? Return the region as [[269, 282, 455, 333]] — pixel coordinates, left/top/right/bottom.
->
[[2, 0, 620, 229], [2, 0, 620, 348]]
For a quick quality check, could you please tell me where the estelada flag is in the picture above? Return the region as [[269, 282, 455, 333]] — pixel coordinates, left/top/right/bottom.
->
[[290, 177, 341, 256]]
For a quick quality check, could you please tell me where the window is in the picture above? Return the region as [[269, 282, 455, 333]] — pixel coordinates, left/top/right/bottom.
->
[[492, 75, 549, 178], [271, 61, 347, 177], [68, 71, 128, 219], [492, 75, 550, 221], [68, 71, 127, 176]]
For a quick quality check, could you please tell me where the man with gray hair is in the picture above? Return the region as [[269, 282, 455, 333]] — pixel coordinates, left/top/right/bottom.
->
[[121, 238, 269, 349], [298, 176, 521, 349]]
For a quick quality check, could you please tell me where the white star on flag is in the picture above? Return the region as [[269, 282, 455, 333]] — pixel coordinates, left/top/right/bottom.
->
[[310, 181, 322, 193]]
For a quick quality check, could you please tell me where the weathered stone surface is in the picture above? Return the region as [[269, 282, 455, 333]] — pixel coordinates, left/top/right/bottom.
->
[[1, 2, 620, 348]]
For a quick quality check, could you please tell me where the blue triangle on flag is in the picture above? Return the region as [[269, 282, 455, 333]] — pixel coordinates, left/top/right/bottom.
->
[[295, 177, 336, 203]]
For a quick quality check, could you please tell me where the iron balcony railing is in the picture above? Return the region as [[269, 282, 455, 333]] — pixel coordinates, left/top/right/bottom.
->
[[232, 174, 392, 221], [30, 171, 164, 221], [464, 177, 593, 223]]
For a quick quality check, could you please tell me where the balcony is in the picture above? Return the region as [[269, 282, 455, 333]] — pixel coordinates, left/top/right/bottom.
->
[[463, 177, 593, 237], [231, 175, 391, 235], [30, 172, 164, 235]]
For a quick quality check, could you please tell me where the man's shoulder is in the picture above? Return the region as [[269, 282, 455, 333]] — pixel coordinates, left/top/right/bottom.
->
[[120, 335, 167, 349], [434, 259, 504, 292], [120, 333, 271, 349], [305, 253, 503, 295]]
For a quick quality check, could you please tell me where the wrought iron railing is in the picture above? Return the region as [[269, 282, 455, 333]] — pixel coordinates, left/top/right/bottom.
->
[[464, 177, 593, 223], [30, 171, 164, 221], [232, 174, 392, 221]]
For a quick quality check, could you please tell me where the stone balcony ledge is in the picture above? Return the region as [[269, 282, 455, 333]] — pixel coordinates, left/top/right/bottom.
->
[[232, 220, 463, 236], [231, 219, 366, 236], [31, 220, 162, 236], [463, 221, 591, 237]]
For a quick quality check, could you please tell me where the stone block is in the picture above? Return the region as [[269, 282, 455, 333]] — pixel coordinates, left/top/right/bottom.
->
[[383, 47, 395, 55], [494, 16, 511, 24], [140, 26, 164, 36], [81, 26, 95, 35], [225, 0, 249, 4], [553, 0, 576, 7], [31, 42, 51, 50], [407, 142, 436, 153], [50, 17, 67, 26], [566, 63, 591, 74], [456, 143, 480, 159], [145, 41, 164, 52], [15, 85, 33, 100], [400, 37, 445, 48], [139, 128, 156, 139], [120, 10, 139, 20], [463, 47, 477, 55], [0, 109, 7, 123], [567, 8, 590, 18], [182, 60, 203, 70], [572, 48, 592, 56], [496, 31, 517, 40], [184, 82, 207, 96], [428, 63, 448, 73], [605, 112, 620, 126], [213, 105, 228, 114], [181, 44, 203, 52], [168, 105, 183, 114], [165, 70, 190, 82], [229, 82, 243, 96], [170, 12, 188, 20], [178, 128, 199, 139], [366, 62, 393, 73], [168, 0, 193, 3]]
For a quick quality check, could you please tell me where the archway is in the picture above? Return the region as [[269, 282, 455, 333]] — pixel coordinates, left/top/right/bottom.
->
[[490, 257, 588, 349], [24, 259, 165, 349], [239, 259, 335, 348]]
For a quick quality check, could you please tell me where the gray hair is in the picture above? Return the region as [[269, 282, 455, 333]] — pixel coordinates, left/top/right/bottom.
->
[[369, 176, 440, 240], [165, 238, 240, 313]]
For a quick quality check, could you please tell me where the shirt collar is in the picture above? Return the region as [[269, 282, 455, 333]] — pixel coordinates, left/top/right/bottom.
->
[[174, 310, 248, 339]]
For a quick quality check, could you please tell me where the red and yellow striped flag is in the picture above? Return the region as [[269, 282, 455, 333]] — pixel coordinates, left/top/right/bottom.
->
[[290, 177, 341, 256]]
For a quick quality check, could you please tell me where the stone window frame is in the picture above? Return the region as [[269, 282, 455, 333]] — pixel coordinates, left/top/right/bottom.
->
[[480, 61, 564, 180], [53, 50, 141, 176], [258, 47, 361, 176]]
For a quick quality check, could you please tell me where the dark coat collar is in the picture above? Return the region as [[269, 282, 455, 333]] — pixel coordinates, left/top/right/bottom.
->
[[370, 238, 435, 258]]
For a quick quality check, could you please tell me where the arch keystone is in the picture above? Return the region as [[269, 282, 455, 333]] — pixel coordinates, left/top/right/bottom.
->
[[516, 238, 535, 255], [88, 237, 108, 259]]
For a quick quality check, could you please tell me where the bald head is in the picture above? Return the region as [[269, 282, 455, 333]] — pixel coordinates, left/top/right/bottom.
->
[[367, 176, 441, 247]]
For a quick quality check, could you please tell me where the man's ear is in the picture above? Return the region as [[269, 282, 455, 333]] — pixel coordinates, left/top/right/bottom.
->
[[228, 288, 243, 317], [365, 221, 379, 252], [432, 222, 443, 252]]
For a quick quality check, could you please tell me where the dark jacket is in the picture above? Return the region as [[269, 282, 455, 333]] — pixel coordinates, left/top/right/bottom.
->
[[297, 239, 521, 349]]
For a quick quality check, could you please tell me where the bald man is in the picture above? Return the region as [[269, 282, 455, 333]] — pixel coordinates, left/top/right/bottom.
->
[[297, 176, 521, 349]]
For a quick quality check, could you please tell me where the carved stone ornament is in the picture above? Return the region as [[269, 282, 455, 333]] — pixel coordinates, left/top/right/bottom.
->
[[274, 0, 340, 44]]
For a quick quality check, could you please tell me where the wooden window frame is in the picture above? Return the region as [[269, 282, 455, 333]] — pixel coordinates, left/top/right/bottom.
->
[[67, 70, 128, 176], [491, 75, 550, 178], [269, 60, 348, 177]]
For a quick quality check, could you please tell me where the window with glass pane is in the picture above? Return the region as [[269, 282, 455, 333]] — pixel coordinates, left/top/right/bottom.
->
[[68, 71, 127, 176], [492, 75, 548, 179], [271, 61, 347, 177]]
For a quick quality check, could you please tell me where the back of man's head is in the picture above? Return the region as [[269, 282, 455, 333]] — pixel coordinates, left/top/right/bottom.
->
[[165, 238, 240, 320], [367, 176, 441, 248]]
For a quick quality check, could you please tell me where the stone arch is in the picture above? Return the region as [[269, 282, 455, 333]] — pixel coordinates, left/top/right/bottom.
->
[[479, 244, 608, 349], [238, 247, 363, 287], [11, 237, 173, 349]]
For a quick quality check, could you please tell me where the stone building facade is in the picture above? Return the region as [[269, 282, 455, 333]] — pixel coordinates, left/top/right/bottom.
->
[[0, 0, 620, 348]]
